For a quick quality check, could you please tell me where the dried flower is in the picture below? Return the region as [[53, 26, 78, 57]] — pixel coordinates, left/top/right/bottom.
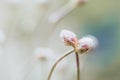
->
[[60, 30, 78, 47], [77, 35, 98, 53]]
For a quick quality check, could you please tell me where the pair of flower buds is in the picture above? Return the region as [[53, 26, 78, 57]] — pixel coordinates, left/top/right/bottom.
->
[[60, 30, 98, 53]]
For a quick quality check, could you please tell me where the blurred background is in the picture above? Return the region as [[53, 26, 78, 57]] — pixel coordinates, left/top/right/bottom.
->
[[0, 0, 120, 80]]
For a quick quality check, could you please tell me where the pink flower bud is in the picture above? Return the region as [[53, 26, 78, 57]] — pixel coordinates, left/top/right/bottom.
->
[[78, 0, 87, 4], [77, 35, 98, 53], [60, 30, 78, 47], [70, 0, 87, 6]]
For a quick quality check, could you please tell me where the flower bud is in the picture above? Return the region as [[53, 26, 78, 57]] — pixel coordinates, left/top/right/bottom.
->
[[60, 30, 78, 47], [34, 48, 55, 61], [78, 0, 87, 4], [70, 0, 87, 6], [77, 35, 98, 53]]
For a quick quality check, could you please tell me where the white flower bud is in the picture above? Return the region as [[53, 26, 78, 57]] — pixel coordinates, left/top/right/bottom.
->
[[34, 48, 56, 61], [60, 30, 78, 47], [77, 35, 98, 53]]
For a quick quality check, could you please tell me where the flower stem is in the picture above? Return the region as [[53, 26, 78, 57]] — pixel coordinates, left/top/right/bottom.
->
[[48, 49, 74, 80], [75, 51, 80, 80]]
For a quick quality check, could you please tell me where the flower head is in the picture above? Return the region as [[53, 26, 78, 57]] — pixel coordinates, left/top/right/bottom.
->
[[78, 0, 87, 4], [60, 30, 98, 53], [77, 35, 98, 53], [34, 48, 56, 61], [60, 30, 78, 47], [70, 0, 87, 6]]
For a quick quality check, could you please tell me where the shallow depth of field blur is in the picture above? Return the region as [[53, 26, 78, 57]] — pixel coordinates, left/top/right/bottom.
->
[[0, 0, 120, 80]]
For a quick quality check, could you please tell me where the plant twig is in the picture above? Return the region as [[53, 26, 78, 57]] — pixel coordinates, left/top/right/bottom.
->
[[48, 49, 74, 80], [75, 51, 80, 80]]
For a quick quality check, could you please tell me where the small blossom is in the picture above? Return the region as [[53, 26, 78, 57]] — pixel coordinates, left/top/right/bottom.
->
[[60, 30, 98, 53], [78, 0, 88, 4], [70, 0, 87, 6], [60, 30, 78, 47], [77, 35, 98, 53], [34, 47, 56, 61]]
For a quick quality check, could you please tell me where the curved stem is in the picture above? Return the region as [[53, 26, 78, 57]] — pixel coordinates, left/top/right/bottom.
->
[[48, 49, 74, 80], [75, 51, 80, 80], [48, 1, 77, 24]]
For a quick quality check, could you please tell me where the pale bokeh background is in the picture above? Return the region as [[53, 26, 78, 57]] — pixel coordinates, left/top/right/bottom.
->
[[0, 0, 120, 80]]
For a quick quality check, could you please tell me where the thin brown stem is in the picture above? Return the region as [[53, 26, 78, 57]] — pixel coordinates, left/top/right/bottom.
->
[[75, 51, 80, 80], [48, 49, 74, 80]]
